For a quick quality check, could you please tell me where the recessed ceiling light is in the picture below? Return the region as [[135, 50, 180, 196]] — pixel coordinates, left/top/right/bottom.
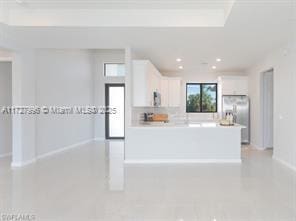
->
[[212, 66, 217, 70], [178, 65, 184, 70], [176, 58, 182, 62], [15, 0, 24, 4], [216, 58, 222, 62]]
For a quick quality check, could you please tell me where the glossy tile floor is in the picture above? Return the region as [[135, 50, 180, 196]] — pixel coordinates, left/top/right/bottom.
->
[[0, 141, 296, 221]]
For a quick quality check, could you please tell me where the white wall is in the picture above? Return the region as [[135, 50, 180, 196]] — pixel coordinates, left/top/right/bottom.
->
[[248, 41, 296, 170], [12, 50, 37, 166], [0, 61, 12, 157], [93, 49, 125, 139], [0, 24, 13, 49], [125, 47, 133, 128], [35, 49, 94, 156], [0, 49, 12, 60], [10, 48, 126, 166]]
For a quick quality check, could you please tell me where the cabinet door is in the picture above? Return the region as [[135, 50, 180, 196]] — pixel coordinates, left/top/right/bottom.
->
[[151, 71, 158, 93], [221, 77, 248, 95], [168, 79, 181, 107], [148, 68, 161, 106], [155, 72, 161, 93], [147, 63, 154, 106], [133, 61, 150, 106], [161, 78, 169, 107], [234, 78, 248, 95]]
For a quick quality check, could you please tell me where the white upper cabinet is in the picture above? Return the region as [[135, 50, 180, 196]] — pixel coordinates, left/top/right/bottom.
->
[[168, 78, 181, 107], [218, 76, 248, 95], [132, 60, 161, 107], [150, 67, 161, 94], [132, 60, 181, 107], [160, 78, 169, 107], [160, 77, 181, 107]]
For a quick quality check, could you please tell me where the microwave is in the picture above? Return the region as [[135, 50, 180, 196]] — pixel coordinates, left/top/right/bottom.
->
[[153, 91, 161, 107]]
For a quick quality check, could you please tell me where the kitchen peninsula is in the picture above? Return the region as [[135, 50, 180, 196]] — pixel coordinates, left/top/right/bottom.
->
[[126, 60, 247, 164], [125, 122, 245, 163]]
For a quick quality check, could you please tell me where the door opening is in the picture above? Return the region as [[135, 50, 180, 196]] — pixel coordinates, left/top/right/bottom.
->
[[261, 69, 274, 149], [105, 84, 125, 139]]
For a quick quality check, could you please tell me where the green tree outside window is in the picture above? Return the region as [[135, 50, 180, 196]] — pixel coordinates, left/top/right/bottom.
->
[[186, 83, 217, 113]]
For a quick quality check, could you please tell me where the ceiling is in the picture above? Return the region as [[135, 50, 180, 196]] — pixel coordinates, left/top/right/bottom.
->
[[2, 0, 295, 73], [5, 0, 236, 27], [7, 0, 228, 9]]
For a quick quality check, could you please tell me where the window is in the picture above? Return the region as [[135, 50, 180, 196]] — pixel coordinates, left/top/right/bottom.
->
[[186, 83, 217, 113], [104, 63, 125, 77]]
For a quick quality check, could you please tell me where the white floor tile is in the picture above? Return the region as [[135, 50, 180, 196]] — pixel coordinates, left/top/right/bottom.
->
[[0, 141, 295, 221]]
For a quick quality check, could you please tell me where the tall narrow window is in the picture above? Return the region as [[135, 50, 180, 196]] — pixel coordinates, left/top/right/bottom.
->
[[105, 84, 125, 139], [186, 83, 217, 113], [104, 63, 125, 77]]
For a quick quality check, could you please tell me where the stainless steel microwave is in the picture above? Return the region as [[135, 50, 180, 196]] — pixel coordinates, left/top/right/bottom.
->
[[153, 91, 161, 107]]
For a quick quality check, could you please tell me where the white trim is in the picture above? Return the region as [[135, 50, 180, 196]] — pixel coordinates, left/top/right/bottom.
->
[[37, 139, 93, 160], [273, 156, 296, 172], [260, 69, 274, 149], [8, 9, 226, 27], [0, 57, 12, 61], [0, 152, 12, 158], [94, 137, 105, 141], [125, 159, 242, 164], [250, 143, 266, 150], [9, 139, 95, 168], [11, 158, 36, 168]]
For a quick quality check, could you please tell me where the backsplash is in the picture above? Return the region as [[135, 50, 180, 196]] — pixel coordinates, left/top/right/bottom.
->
[[131, 107, 179, 125], [131, 107, 220, 125]]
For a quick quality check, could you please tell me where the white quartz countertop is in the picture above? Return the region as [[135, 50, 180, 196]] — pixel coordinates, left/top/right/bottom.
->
[[130, 122, 246, 129]]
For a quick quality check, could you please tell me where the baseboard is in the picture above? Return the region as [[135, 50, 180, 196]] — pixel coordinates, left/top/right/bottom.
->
[[10, 138, 96, 168], [37, 139, 94, 160], [125, 159, 242, 164], [273, 156, 296, 172], [0, 152, 12, 158], [94, 137, 105, 141], [11, 158, 36, 168], [250, 143, 265, 150]]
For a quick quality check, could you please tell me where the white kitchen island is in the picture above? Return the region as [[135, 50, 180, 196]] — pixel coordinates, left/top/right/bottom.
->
[[125, 122, 244, 163]]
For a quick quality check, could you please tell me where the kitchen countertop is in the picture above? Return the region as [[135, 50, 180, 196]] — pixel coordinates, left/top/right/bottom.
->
[[130, 122, 246, 129]]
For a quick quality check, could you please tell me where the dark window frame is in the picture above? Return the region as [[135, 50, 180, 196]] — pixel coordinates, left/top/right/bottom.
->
[[105, 83, 125, 140], [186, 83, 218, 113], [104, 63, 125, 77]]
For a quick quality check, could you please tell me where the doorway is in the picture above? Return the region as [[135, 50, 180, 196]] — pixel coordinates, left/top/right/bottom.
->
[[105, 84, 125, 139], [261, 69, 274, 149]]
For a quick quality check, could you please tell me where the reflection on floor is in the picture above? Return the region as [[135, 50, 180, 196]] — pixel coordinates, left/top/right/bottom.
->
[[0, 141, 296, 221]]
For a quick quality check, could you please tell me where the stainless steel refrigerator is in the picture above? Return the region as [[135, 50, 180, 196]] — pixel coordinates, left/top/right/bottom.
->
[[222, 95, 250, 144]]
